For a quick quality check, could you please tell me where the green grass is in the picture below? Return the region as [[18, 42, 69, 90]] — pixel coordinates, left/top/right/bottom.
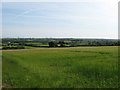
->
[[0, 51, 2, 87], [2, 46, 118, 88]]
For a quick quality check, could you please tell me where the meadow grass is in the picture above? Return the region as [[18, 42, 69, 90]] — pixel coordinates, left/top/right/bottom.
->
[[0, 51, 2, 88], [2, 46, 118, 88]]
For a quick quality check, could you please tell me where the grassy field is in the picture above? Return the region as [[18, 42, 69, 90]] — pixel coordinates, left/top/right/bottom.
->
[[0, 51, 2, 88], [2, 46, 118, 88]]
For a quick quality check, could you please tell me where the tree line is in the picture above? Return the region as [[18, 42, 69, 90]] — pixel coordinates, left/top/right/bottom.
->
[[1, 38, 120, 49]]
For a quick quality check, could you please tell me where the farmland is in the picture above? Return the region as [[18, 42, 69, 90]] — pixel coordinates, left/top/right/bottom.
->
[[2, 46, 118, 88], [2, 38, 119, 50]]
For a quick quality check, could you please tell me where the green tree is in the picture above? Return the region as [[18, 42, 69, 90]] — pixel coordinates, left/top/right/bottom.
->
[[48, 41, 56, 47]]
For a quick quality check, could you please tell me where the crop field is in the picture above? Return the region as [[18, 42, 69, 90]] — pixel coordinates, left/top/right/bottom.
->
[[2, 46, 118, 88]]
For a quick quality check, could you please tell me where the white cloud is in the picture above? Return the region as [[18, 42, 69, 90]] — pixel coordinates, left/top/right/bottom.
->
[[14, 9, 34, 19]]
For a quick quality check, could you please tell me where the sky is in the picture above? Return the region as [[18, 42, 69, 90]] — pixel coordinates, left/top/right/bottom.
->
[[1, 0, 118, 39]]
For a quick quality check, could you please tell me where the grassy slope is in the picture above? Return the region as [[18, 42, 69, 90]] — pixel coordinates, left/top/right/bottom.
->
[[0, 51, 2, 87], [2, 46, 118, 88]]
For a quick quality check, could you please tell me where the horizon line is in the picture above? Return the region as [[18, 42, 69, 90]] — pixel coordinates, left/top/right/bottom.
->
[[1, 37, 119, 40]]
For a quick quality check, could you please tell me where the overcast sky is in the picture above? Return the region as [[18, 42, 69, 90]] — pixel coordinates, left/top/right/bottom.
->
[[2, 1, 118, 39]]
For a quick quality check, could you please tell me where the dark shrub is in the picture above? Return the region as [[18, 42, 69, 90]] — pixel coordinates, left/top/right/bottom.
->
[[2, 46, 25, 50]]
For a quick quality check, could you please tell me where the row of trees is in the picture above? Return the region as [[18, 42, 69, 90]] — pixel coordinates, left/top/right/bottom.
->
[[48, 40, 119, 47], [2, 38, 120, 49], [49, 41, 65, 47]]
